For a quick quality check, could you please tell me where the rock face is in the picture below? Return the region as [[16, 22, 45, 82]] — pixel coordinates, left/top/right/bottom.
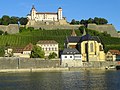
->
[[87, 24, 119, 37], [0, 24, 19, 34]]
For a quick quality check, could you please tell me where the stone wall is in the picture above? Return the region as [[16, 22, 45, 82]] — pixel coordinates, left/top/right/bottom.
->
[[0, 57, 119, 70], [0, 57, 60, 69], [87, 24, 119, 37], [26, 25, 82, 30], [0, 24, 19, 34], [82, 61, 119, 68]]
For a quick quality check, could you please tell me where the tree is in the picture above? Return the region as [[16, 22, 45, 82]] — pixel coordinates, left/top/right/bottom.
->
[[4, 31, 8, 35], [70, 19, 76, 25], [0, 46, 5, 57], [48, 52, 57, 59], [31, 46, 45, 58], [1, 15, 10, 25], [0, 30, 4, 35], [87, 18, 94, 23], [93, 17, 108, 25], [79, 26, 85, 34], [19, 17, 28, 25], [10, 16, 19, 24], [27, 27, 34, 32]]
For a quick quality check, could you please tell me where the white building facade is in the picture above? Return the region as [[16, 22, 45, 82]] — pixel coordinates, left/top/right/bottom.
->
[[36, 40, 59, 57], [27, 5, 63, 22], [61, 48, 82, 67]]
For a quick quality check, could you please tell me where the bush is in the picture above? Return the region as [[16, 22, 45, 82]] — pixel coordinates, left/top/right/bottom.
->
[[48, 52, 57, 59], [0, 30, 4, 35]]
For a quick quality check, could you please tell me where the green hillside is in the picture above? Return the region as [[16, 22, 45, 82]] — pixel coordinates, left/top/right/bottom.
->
[[0, 28, 82, 50], [0, 27, 120, 56]]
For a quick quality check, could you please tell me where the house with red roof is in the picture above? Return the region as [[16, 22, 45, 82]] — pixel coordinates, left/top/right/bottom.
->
[[106, 50, 120, 61], [5, 43, 33, 58]]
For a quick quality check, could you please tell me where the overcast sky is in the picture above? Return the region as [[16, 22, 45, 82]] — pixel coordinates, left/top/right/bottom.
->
[[0, 0, 120, 31]]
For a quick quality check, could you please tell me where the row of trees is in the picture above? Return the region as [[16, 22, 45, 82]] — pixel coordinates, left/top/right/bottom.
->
[[70, 17, 108, 25], [0, 15, 28, 25]]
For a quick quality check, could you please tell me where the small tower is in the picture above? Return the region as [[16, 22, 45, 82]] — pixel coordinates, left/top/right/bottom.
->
[[71, 29, 77, 36], [58, 7, 63, 20], [31, 5, 37, 20]]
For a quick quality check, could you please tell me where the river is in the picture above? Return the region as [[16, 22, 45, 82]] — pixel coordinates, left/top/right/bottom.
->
[[0, 70, 120, 90]]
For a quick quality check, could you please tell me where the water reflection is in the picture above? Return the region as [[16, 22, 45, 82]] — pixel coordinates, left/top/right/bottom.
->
[[0, 70, 120, 90]]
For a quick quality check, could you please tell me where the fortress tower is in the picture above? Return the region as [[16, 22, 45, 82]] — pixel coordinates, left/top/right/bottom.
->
[[58, 7, 63, 20]]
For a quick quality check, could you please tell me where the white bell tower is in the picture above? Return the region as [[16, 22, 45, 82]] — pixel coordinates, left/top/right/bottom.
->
[[31, 5, 37, 20], [58, 7, 63, 20]]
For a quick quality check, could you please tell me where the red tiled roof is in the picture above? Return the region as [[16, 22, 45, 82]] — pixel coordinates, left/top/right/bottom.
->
[[109, 50, 120, 55], [37, 40, 58, 44], [36, 12, 57, 14], [13, 43, 33, 53], [23, 43, 33, 51]]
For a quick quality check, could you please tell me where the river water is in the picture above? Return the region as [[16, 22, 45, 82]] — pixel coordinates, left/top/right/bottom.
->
[[0, 70, 120, 90]]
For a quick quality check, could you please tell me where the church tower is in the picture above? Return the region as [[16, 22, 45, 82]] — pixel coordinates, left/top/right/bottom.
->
[[31, 5, 37, 20], [71, 29, 77, 36], [58, 7, 63, 20]]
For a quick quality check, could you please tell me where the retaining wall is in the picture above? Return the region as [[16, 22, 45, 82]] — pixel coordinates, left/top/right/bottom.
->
[[0, 57, 60, 69], [0, 57, 119, 70], [0, 24, 19, 34], [26, 25, 82, 30], [87, 24, 119, 37]]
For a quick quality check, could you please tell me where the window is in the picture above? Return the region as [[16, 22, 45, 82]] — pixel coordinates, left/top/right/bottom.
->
[[55, 48, 57, 51], [99, 45, 103, 51], [90, 43, 93, 52], [46, 48, 47, 51], [70, 56, 72, 58], [49, 48, 51, 51], [52, 48, 54, 51], [65, 56, 67, 58]]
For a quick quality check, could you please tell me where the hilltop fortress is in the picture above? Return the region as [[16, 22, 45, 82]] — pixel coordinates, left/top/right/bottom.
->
[[0, 5, 119, 38], [27, 5, 68, 25]]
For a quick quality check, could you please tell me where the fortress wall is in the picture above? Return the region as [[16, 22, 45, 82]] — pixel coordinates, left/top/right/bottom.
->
[[0, 24, 19, 34], [88, 24, 119, 37], [0, 25, 8, 32], [26, 25, 82, 30]]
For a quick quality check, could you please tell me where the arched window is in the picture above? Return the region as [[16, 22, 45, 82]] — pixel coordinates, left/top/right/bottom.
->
[[99, 45, 103, 51], [90, 43, 93, 52]]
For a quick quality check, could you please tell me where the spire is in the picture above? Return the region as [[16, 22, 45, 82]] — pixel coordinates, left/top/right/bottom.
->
[[82, 28, 86, 36], [71, 29, 77, 36], [58, 7, 62, 9], [32, 5, 35, 9]]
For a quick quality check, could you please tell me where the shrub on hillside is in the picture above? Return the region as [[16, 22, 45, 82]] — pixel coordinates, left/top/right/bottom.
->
[[48, 52, 57, 59], [0, 30, 4, 35]]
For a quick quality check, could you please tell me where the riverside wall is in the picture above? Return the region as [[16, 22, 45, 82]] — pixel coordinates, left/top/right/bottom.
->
[[0, 57, 120, 70], [0, 57, 60, 69]]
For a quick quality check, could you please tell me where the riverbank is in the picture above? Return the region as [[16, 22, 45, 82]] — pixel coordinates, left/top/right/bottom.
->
[[0, 67, 116, 73], [0, 68, 69, 73]]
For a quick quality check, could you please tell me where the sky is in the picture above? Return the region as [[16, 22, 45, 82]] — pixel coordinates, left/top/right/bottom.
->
[[0, 0, 120, 31]]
